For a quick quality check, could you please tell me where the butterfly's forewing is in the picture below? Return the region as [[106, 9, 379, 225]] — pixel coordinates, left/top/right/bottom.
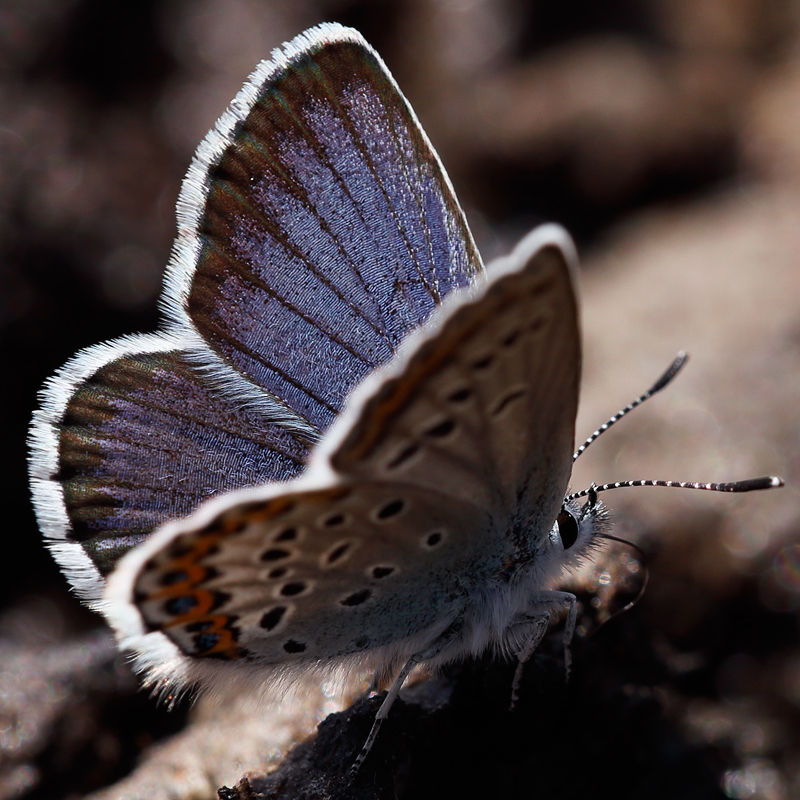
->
[[106, 226, 580, 685], [29, 24, 480, 602], [167, 24, 483, 432]]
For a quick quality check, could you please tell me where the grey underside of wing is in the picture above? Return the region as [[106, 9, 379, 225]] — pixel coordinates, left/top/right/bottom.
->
[[148, 483, 495, 662]]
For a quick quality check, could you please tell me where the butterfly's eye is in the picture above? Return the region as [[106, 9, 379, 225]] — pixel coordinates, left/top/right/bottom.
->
[[557, 509, 579, 549]]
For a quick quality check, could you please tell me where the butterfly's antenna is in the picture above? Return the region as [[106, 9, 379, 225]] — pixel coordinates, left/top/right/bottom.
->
[[567, 476, 783, 504], [573, 352, 689, 463], [578, 477, 780, 636]]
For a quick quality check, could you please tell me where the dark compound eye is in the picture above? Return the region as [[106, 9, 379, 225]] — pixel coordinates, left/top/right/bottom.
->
[[557, 509, 579, 550]]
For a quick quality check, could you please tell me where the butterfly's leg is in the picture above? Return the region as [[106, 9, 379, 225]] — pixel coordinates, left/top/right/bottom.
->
[[508, 590, 577, 704], [350, 631, 454, 778], [350, 655, 418, 778], [508, 614, 550, 709], [524, 590, 577, 677]]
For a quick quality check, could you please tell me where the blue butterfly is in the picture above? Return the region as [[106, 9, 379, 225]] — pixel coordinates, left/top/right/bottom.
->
[[29, 22, 781, 775]]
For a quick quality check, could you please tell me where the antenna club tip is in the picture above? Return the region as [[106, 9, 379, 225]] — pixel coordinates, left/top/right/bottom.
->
[[727, 476, 784, 492]]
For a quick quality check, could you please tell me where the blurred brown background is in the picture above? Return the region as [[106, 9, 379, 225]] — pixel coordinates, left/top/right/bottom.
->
[[2, 1, 799, 798]]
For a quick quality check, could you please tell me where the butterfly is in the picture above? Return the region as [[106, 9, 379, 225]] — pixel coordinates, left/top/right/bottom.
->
[[28, 22, 782, 773]]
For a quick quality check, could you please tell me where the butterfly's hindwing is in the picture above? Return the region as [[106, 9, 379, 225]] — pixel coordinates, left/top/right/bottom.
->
[[132, 482, 493, 663], [119, 228, 580, 673]]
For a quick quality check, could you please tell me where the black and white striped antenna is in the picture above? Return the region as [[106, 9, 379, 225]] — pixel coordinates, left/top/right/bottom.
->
[[570, 353, 784, 502], [573, 352, 688, 463]]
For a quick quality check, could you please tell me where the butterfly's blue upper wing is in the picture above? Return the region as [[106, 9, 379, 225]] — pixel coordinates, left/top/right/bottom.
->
[[165, 24, 482, 431], [29, 24, 481, 602]]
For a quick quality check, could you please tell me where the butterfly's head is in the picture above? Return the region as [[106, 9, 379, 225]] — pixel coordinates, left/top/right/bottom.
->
[[544, 485, 612, 576]]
